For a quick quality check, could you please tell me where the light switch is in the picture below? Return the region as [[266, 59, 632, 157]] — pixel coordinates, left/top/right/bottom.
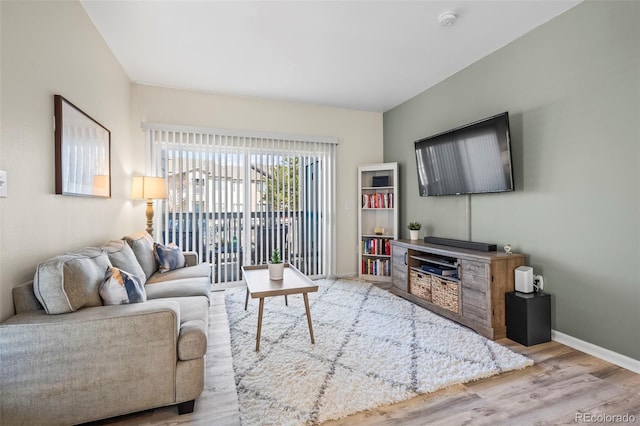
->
[[0, 170, 7, 197]]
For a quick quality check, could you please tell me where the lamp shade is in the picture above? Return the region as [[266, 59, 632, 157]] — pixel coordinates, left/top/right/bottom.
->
[[131, 176, 167, 200]]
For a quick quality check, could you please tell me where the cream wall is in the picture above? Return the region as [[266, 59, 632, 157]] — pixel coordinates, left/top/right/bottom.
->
[[0, 1, 138, 321], [132, 84, 383, 277], [0, 1, 383, 322]]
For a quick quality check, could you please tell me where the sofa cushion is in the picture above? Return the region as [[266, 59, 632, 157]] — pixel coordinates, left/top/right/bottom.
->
[[100, 267, 147, 305], [145, 277, 211, 302], [154, 242, 186, 273], [123, 232, 157, 279], [33, 248, 111, 314], [102, 240, 147, 285], [146, 263, 211, 285]]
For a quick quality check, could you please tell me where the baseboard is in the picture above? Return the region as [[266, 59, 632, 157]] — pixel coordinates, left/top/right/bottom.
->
[[552, 330, 640, 374]]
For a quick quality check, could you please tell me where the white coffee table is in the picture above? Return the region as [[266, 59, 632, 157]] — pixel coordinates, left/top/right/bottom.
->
[[241, 264, 318, 352]]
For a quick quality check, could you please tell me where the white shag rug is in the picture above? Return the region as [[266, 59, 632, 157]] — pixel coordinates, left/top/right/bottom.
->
[[225, 278, 533, 425]]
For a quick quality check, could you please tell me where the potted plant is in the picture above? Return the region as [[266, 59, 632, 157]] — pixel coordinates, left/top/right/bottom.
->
[[268, 248, 284, 280], [408, 222, 421, 240]]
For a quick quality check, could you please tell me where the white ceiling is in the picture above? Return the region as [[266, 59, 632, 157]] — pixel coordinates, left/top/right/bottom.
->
[[81, 1, 581, 113]]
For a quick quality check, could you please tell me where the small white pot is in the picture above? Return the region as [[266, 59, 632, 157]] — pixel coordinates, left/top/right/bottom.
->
[[268, 262, 284, 280], [409, 229, 420, 240]]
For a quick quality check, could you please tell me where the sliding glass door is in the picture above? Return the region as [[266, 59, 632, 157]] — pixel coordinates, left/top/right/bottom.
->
[[145, 127, 336, 285]]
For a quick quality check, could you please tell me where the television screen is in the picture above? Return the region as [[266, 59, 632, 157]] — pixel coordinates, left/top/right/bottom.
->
[[414, 112, 514, 196]]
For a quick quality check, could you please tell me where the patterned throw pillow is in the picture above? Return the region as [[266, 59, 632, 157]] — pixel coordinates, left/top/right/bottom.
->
[[153, 243, 186, 273], [100, 267, 147, 305]]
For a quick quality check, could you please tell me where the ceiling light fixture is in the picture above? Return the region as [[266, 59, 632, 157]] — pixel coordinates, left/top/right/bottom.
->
[[437, 12, 457, 27]]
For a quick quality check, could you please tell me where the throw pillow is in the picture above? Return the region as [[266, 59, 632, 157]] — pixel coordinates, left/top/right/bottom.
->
[[123, 232, 157, 279], [102, 239, 147, 285], [100, 266, 147, 305], [153, 242, 186, 273], [34, 248, 111, 314]]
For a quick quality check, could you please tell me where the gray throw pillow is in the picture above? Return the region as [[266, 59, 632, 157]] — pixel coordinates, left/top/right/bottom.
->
[[33, 248, 110, 314], [102, 240, 147, 285], [123, 232, 158, 279]]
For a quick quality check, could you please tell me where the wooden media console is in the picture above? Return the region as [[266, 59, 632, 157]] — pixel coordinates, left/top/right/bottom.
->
[[390, 239, 525, 340]]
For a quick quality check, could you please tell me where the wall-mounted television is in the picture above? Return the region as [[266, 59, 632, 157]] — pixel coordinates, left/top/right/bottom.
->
[[414, 112, 514, 196]]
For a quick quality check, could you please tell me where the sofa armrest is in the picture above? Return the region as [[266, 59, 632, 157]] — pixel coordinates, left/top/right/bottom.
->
[[183, 251, 198, 267], [0, 301, 181, 425]]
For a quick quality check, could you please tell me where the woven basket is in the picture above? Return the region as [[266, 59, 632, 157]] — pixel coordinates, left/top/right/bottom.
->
[[431, 276, 459, 313], [409, 270, 431, 301]]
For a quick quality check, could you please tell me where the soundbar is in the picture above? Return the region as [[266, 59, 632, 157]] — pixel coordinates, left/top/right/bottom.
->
[[423, 236, 497, 252]]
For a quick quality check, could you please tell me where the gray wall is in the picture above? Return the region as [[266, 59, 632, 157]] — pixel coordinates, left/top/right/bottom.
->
[[383, 1, 639, 360]]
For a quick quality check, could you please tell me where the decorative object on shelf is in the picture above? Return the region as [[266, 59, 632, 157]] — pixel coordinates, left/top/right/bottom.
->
[[408, 222, 422, 240], [131, 176, 168, 236], [374, 227, 384, 235], [268, 248, 284, 280], [371, 176, 389, 187], [504, 244, 512, 254], [54, 95, 111, 198]]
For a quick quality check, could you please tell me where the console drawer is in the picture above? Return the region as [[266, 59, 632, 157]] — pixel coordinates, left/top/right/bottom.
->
[[461, 260, 488, 278], [392, 267, 408, 292], [461, 261, 489, 291]]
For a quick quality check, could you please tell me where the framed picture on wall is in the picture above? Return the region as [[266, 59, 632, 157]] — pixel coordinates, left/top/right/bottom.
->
[[54, 95, 111, 197]]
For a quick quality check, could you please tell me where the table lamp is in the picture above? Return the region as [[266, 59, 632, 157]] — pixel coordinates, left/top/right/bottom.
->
[[131, 176, 167, 235]]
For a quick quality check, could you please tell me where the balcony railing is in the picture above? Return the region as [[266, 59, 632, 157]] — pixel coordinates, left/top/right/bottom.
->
[[162, 211, 321, 283]]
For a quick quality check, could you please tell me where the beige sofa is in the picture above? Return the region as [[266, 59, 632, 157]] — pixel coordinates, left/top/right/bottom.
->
[[0, 232, 212, 426]]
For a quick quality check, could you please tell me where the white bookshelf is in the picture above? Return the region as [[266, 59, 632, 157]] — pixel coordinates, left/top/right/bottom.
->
[[358, 163, 398, 282]]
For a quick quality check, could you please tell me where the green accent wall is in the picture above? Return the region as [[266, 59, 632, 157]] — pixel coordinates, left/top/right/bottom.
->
[[383, 1, 639, 360]]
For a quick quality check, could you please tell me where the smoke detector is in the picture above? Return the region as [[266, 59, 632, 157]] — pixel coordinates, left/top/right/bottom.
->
[[437, 12, 457, 26]]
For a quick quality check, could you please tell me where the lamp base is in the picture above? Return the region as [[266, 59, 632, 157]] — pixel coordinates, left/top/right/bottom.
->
[[146, 199, 154, 236]]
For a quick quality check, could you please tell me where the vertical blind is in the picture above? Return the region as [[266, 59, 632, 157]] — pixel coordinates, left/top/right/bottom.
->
[[143, 124, 337, 284]]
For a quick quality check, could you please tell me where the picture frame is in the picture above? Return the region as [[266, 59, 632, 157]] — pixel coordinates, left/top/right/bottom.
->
[[54, 95, 111, 197]]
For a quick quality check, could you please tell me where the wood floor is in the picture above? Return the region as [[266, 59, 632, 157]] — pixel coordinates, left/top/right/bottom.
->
[[92, 290, 640, 426]]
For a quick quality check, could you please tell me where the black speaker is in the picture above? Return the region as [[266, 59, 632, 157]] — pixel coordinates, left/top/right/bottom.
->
[[505, 291, 551, 346], [423, 236, 497, 252]]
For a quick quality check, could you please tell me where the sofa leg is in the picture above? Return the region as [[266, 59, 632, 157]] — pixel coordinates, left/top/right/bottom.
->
[[177, 400, 195, 415]]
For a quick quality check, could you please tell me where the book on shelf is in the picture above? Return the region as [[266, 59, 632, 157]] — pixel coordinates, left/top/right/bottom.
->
[[361, 238, 391, 255], [362, 192, 393, 209], [361, 258, 390, 276]]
